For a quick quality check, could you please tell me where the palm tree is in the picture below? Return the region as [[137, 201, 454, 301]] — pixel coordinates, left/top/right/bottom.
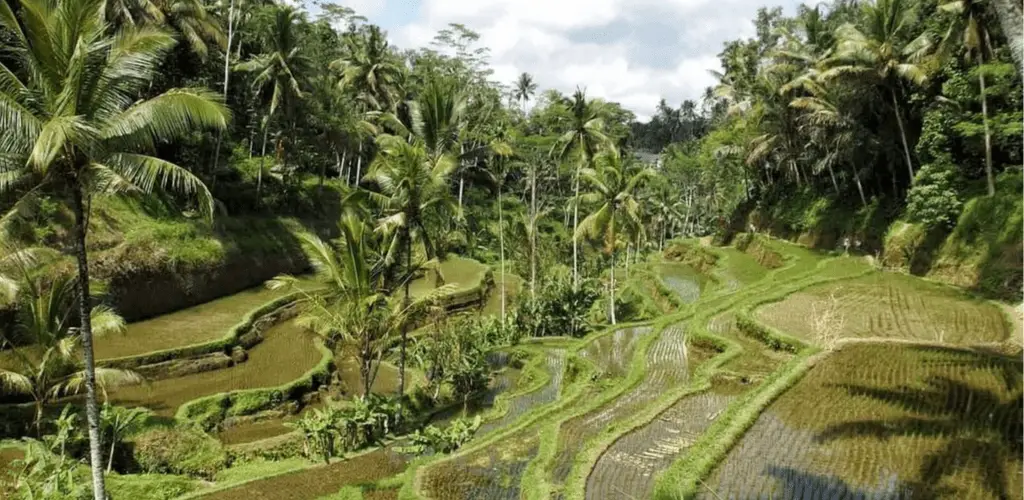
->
[[552, 88, 611, 289], [0, 2, 228, 496], [364, 135, 456, 407], [0, 274, 140, 437], [102, 0, 226, 59], [823, 0, 932, 183], [236, 4, 309, 207], [575, 149, 653, 324], [939, 0, 996, 195], [99, 403, 149, 473], [513, 72, 538, 115], [333, 25, 405, 113]]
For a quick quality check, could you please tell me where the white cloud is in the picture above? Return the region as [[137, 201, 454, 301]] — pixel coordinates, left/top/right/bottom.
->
[[383, 0, 800, 120]]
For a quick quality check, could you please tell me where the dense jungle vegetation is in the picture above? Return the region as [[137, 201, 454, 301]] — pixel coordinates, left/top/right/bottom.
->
[[0, 0, 1020, 498]]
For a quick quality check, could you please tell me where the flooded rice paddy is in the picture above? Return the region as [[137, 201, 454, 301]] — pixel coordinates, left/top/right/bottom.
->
[[658, 262, 707, 304], [109, 319, 323, 415], [702, 343, 1023, 500]]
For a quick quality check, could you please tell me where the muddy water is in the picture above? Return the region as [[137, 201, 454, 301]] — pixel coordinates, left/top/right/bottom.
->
[[421, 432, 540, 500], [550, 323, 691, 491], [579, 326, 651, 379], [658, 263, 705, 304], [96, 279, 315, 361], [109, 319, 322, 415], [477, 349, 566, 436]]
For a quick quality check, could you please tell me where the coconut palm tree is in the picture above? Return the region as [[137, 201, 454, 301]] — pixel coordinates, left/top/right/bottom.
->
[[575, 149, 654, 324], [235, 4, 310, 207], [552, 88, 611, 289], [0, 274, 140, 437], [102, 0, 226, 59], [333, 25, 405, 114], [363, 135, 456, 406], [513, 72, 538, 115], [99, 403, 149, 473], [939, 0, 996, 195], [0, 2, 227, 496], [823, 0, 932, 183]]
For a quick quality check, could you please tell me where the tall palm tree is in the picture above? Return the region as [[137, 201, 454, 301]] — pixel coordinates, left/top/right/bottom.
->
[[236, 4, 309, 207], [0, 1, 227, 496], [364, 135, 456, 406], [575, 150, 653, 324], [333, 25, 405, 113], [513, 72, 538, 115], [823, 0, 932, 183], [939, 0, 996, 195], [552, 88, 611, 289], [99, 403, 149, 473], [102, 0, 226, 59]]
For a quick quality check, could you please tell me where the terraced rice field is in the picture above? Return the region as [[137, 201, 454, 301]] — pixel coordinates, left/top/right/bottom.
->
[[96, 278, 315, 360], [201, 447, 410, 500], [549, 323, 692, 491], [756, 271, 1010, 345], [109, 318, 324, 415], [478, 349, 566, 436], [702, 343, 1023, 500], [658, 263, 706, 304]]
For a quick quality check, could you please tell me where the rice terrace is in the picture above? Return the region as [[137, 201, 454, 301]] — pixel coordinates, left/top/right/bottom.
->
[[0, 0, 1021, 499]]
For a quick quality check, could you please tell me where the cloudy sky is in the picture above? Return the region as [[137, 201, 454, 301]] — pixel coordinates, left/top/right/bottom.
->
[[302, 0, 801, 120]]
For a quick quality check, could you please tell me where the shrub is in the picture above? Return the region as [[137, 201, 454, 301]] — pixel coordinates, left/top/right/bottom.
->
[[131, 426, 227, 479], [906, 159, 963, 230], [401, 415, 481, 455], [515, 266, 598, 338]]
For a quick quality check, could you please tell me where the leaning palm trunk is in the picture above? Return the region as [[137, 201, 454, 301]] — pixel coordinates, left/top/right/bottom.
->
[[355, 142, 363, 184], [978, 54, 995, 196], [572, 161, 581, 290], [257, 122, 270, 208], [71, 187, 107, 500], [827, 163, 839, 194], [850, 161, 868, 208], [891, 89, 916, 182]]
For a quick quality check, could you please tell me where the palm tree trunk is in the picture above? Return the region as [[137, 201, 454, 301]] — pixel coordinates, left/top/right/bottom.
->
[[107, 435, 117, 474], [891, 89, 916, 183], [458, 176, 465, 209], [572, 161, 581, 290], [609, 250, 616, 325], [399, 232, 411, 420], [339, 150, 347, 182], [827, 163, 839, 194], [211, 0, 235, 187], [257, 121, 270, 209], [71, 186, 107, 500], [990, 0, 1023, 75], [498, 184, 506, 324], [625, 243, 631, 280], [851, 162, 867, 208], [977, 54, 995, 196], [355, 142, 363, 185], [530, 165, 537, 301]]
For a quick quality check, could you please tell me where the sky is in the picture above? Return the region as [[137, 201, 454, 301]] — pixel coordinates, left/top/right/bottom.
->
[[301, 0, 802, 121]]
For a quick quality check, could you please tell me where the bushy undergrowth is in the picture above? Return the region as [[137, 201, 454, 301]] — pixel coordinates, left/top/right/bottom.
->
[[131, 425, 227, 479], [515, 265, 599, 338]]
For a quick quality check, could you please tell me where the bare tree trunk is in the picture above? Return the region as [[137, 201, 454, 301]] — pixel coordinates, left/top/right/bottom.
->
[[572, 164, 580, 290], [851, 162, 867, 208], [257, 122, 269, 209], [211, 0, 235, 186], [339, 150, 347, 183], [355, 142, 363, 185], [991, 0, 1023, 75], [458, 176, 465, 209], [978, 55, 995, 196], [827, 163, 839, 194], [530, 165, 537, 300], [72, 187, 107, 500], [498, 183, 506, 324], [398, 233, 411, 423], [891, 89, 916, 183], [609, 249, 616, 325], [106, 436, 116, 474]]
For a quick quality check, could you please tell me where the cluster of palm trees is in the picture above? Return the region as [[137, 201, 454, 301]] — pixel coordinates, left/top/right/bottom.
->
[[703, 0, 1019, 211]]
